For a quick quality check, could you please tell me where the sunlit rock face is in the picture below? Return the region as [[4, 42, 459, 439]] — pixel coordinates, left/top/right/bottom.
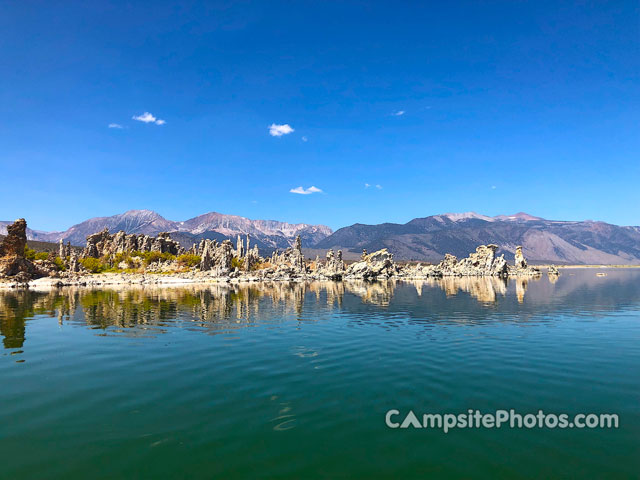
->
[[398, 244, 541, 279], [199, 239, 234, 275], [515, 246, 527, 269], [314, 249, 345, 280], [344, 248, 397, 280]]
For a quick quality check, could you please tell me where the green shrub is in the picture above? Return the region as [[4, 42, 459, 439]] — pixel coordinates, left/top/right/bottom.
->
[[177, 254, 201, 268], [24, 245, 37, 260], [231, 256, 245, 270], [130, 251, 176, 266], [34, 251, 49, 261], [113, 252, 137, 269], [81, 257, 105, 273], [53, 256, 66, 271]]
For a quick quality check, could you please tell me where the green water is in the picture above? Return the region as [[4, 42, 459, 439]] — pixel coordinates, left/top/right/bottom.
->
[[1, 270, 639, 478]]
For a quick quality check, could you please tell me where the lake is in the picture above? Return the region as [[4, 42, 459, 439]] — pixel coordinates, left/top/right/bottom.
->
[[1, 269, 639, 478]]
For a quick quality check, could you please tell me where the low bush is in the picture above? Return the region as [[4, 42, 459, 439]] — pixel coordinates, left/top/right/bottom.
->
[[24, 245, 37, 260], [81, 257, 106, 273], [130, 251, 176, 266], [53, 256, 66, 271], [177, 254, 201, 268], [231, 257, 245, 270], [34, 251, 49, 261], [251, 261, 273, 271], [113, 252, 137, 269]]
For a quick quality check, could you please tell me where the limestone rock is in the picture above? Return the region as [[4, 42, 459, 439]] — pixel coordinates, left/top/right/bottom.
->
[[0, 218, 39, 279], [316, 249, 345, 279], [83, 229, 184, 258], [345, 248, 396, 280], [508, 246, 540, 276], [198, 239, 234, 275], [0, 218, 27, 257], [515, 246, 527, 269], [269, 235, 306, 276]]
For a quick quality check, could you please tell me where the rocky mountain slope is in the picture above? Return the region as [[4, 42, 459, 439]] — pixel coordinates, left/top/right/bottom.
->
[[1, 210, 332, 250], [315, 212, 640, 264]]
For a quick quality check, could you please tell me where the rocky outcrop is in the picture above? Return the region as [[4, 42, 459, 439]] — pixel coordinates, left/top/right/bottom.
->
[[345, 248, 397, 279], [270, 235, 306, 276], [199, 239, 234, 275], [0, 218, 27, 257], [315, 249, 345, 279], [83, 229, 184, 258], [508, 245, 540, 276], [0, 219, 38, 280], [437, 244, 509, 277], [400, 244, 539, 278], [514, 246, 527, 269]]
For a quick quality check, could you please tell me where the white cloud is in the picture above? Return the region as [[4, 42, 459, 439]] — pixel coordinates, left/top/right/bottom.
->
[[392, 110, 405, 116], [269, 123, 294, 137], [132, 112, 165, 125], [376, 184, 383, 189], [365, 183, 371, 188], [491, 185, 497, 189], [108, 123, 123, 129], [290, 185, 323, 195], [302, 136, 308, 142]]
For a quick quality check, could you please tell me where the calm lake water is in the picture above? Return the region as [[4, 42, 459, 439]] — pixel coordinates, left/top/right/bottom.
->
[[1, 270, 639, 478]]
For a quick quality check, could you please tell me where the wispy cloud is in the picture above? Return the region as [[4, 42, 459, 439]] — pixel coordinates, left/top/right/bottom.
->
[[301, 136, 308, 142], [290, 186, 323, 195], [376, 184, 383, 189], [491, 185, 497, 190], [132, 112, 165, 125], [392, 110, 405, 116], [269, 123, 294, 137], [108, 123, 123, 129], [365, 183, 371, 188]]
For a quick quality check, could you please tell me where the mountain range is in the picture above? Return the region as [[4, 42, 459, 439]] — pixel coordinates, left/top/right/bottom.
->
[[2, 210, 639, 264], [0, 210, 333, 252], [316, 212, 640, 264]]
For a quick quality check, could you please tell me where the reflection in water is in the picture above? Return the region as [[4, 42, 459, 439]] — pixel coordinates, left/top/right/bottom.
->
[[516, 277, 528, 304], [429, 276, 508, 303], [2, 269, 640, 352]]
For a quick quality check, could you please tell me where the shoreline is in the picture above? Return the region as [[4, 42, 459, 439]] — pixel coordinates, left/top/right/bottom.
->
[[2, 264, 639, 290]]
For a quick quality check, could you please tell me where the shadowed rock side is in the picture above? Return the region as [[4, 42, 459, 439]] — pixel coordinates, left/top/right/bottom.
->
[[0, 219, 38, 282]]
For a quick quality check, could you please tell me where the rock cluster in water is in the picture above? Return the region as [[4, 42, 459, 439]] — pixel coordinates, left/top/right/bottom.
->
[[1, 218, 543, 285]]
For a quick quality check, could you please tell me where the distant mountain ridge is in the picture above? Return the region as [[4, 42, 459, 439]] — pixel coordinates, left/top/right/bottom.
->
[[0, 210, 333, 250], [315, 212, 640, 264], [3, 210, 640, 264]]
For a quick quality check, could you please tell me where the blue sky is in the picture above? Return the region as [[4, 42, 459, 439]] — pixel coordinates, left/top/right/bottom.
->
[[1, 1, 638, 231]]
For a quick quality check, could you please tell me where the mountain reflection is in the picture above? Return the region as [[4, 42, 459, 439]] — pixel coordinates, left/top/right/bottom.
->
[[2, 269, 640, 351]]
